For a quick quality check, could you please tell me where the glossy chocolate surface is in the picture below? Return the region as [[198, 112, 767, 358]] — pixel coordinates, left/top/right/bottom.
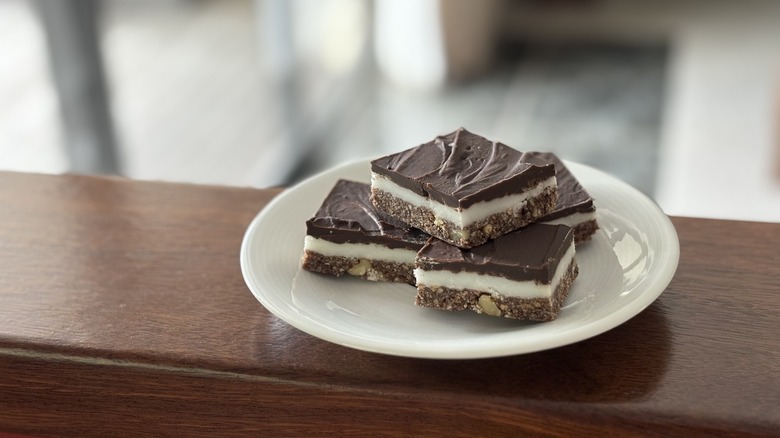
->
[[306, 179, 429, 250], [522, 152, 595, 221], [371, 128, 555, 208], [417, 224, 574, 283]]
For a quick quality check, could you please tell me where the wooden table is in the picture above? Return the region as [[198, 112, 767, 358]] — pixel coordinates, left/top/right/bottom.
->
[[0, 171, 778, 437]]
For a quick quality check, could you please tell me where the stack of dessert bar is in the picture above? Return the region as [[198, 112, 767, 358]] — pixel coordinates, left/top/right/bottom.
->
[[301, 128, 598, 321]]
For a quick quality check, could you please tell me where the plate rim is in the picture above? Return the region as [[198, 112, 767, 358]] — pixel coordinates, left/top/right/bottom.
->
[[240, 158, 679, 359]]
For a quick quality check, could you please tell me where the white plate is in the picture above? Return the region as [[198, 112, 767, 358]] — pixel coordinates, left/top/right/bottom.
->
[[240, 159, 679, 359]]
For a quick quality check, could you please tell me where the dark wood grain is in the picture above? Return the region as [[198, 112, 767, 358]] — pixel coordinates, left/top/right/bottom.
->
[[0, 171, 778, 437]]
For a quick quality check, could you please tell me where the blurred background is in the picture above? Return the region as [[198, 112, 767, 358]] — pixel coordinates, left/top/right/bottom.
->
[[1, 0, 779, 222]]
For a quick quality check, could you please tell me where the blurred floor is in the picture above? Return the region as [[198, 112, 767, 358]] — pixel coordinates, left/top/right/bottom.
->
[[0, 0, 66, 174], [500, 0, 780, 222], [1, 0, 290, 187], [0, 0, 664, 196]]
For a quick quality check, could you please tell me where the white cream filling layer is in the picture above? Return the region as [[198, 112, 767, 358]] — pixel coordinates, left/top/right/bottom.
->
[[541, 210, 597, 228], [303, 236, 417, 264], [415, 243, 575, 299], [371, 173, 556, 227]]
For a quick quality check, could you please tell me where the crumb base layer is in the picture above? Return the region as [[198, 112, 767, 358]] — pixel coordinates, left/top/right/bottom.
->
[[301, 250, 416, 285], [371, 187, 558, 248], [414, 259, 579, 321], [572, 219, 599, 244]]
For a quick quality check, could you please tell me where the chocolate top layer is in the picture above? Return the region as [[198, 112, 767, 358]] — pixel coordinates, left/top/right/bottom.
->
[[521, 152, 595, 221], [371, 128, 555, 208], [417, 224, 574, 283], [306, 179, 429, 251]]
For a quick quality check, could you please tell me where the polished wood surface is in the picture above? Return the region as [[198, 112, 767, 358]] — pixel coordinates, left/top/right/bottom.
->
[[0, 171, 778, 437]]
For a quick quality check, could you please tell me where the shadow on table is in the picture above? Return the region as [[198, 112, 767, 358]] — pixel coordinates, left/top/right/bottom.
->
[[255, 297, 671, 404]]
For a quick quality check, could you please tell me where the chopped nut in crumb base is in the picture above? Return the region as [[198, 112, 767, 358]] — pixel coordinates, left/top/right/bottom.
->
[[477, 294, 502, 316], [347, 259, 371, 276]]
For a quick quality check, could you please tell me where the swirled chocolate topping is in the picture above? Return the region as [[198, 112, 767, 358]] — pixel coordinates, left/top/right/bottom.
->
[[521, 152, 595, 220], [306, 180, 429, 250], [371, 128, 555, 208], [417, 224, 574, 283]]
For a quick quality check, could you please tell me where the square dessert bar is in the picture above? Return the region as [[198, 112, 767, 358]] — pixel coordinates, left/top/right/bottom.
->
[[414, 224, 578, 321], [523, 152, 599, 244], [301, 179, 429, 284], [370, 128, 558, 248]]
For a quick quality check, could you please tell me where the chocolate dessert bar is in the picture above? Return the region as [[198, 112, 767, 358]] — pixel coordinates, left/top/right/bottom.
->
[[523, 152, 599, 244], [414, 224, 578, 321], [370, 128, 558, 248], [301, 179, 429, 284]]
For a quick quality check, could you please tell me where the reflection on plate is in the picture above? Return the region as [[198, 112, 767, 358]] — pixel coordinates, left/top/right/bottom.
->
[[240, 159, 679, 359]]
